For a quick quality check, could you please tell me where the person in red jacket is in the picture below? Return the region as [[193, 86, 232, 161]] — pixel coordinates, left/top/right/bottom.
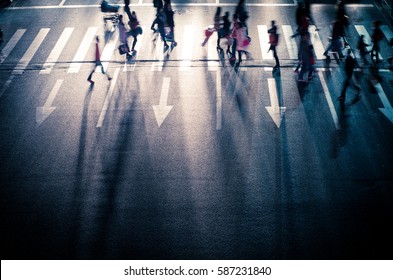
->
[[87, 36, 112, 84]]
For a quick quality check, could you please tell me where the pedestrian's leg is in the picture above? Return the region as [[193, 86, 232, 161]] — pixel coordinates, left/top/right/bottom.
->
[[339, 77, 350, 100], [273, 47, 280, 68], [238, 51, 242, 64], [132, 36, 137, 51], [87, 68, 95, 83]]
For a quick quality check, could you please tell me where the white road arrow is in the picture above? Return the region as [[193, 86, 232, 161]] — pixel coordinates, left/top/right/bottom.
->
[[374, 82, 393, 124], [153, 77, 173, 127], [36, 79, 63, 126], [265, 78, 286, 128]]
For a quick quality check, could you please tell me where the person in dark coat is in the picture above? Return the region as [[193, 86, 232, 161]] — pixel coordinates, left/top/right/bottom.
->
[[338, 49, 361, 102]]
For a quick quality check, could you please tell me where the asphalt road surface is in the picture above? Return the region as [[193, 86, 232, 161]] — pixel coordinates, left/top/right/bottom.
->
[[1, 0, 393, 259]]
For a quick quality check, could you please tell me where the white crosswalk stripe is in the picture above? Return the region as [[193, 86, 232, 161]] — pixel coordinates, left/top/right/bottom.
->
[[258, 25, 273, 60], [208, 33, 219, 71], [97, 31, 118, 73], [13, 28, 50, 75], [40, 27, 74, 74], [180, 25, 194, 71], [309, 25, 326, 60], [68, 26, 97, 73], [282, 25, 298, 60], [0, 29, 26, 65]]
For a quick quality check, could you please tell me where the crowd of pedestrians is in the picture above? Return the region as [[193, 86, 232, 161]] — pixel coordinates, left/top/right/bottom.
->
[[94, 0, 391, 100]]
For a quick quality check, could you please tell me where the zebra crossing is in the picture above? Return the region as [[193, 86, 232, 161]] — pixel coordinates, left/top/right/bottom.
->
[[1, 22, 393, 128], [1, 23, 392, 76]]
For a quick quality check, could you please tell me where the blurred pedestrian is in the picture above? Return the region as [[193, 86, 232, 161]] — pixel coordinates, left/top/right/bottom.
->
[[323, 19, 345, 59], [298, 33, 313, 82], [338, 49, 361, 102], [292, 2, 309, 38], [87, 36, 112, 84], [164, 2, 176, 45], [232, 21, 251, 65], [235, 0, 249, 27], [151, 7, 169, 49], [268, 20, 280, 71], [128, 11, 143, 52], [371, 20, 384, 63], [124, 0, 132, 21], [217, 11, 232, 55], [357, 34, 369, 65]]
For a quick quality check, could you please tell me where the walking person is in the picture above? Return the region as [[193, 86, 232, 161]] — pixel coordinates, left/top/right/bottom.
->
[[151, 7, 169, 49], [217, 11, 232, 55], [298, 33, 313, 82], [87, 36, 112, 84], [124, 0, 132, 21], [164, 2, 176, 45], [370, 20, 384, 63], [268, 20, 280, 71], [128, 11, 143, 52], [357, 34, 369, 65], [118, 14, 132, 58], [338, 49, 361, 102], [323, 19, 345, 59], [232, 21, 250, 65]]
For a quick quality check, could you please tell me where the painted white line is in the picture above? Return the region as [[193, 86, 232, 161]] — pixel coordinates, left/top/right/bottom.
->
[[12, 28, 50, 75], [216, 69, 222, 130], [96, 67, 121, 128], [318, 71, 341, 130], [282, 25, 298, 60], [0, 29, 26, 65], [354, 25, 383, 60], [151, 39, 164, 71], [68, 26, 97, 73], [123, 26, 145, 72], [138, 0, 143, 4], [153, 77, 173, 127], [180, 25, 194, 71], [36, 79, 63, 126], [266, 78, 285, 128], [59, 0, 66, 6], [258, 25, 273, 60], [40, 27, 74, 74], [374, 82, 393, 124], [380, 25, 393, 40], [309, 25, 325, 60], [0, 75, 15, 99], [208, 33, 219, 71], [97, 31, 119, 73]]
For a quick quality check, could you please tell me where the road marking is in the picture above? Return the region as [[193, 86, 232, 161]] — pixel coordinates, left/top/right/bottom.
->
[[0, 29, 26, 65], [97, 31, 119, 73], [180, 25, 194, 71], [258, 25, 273, 60], [354, 25, 383, 60], [380, 25, 393, 40], [68, 26, 97, 73], [123, 26, 145, 72], [309, 25, 325, 60], [40, 27, 74, 74], [318, 71, 341, 130], [36, 79, 63, 126], [12, 28, 50, 75], [373, 82, 393, 124], [96, 67, 121, 128], [216, 69, 222, 130], [208, 33, 219, 71], [282, 25, 298, 60], [153, 77, 173, 127], [266, 78, 285, 128], [151, 39, 164, 71], [59, 0, 66, 6]]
